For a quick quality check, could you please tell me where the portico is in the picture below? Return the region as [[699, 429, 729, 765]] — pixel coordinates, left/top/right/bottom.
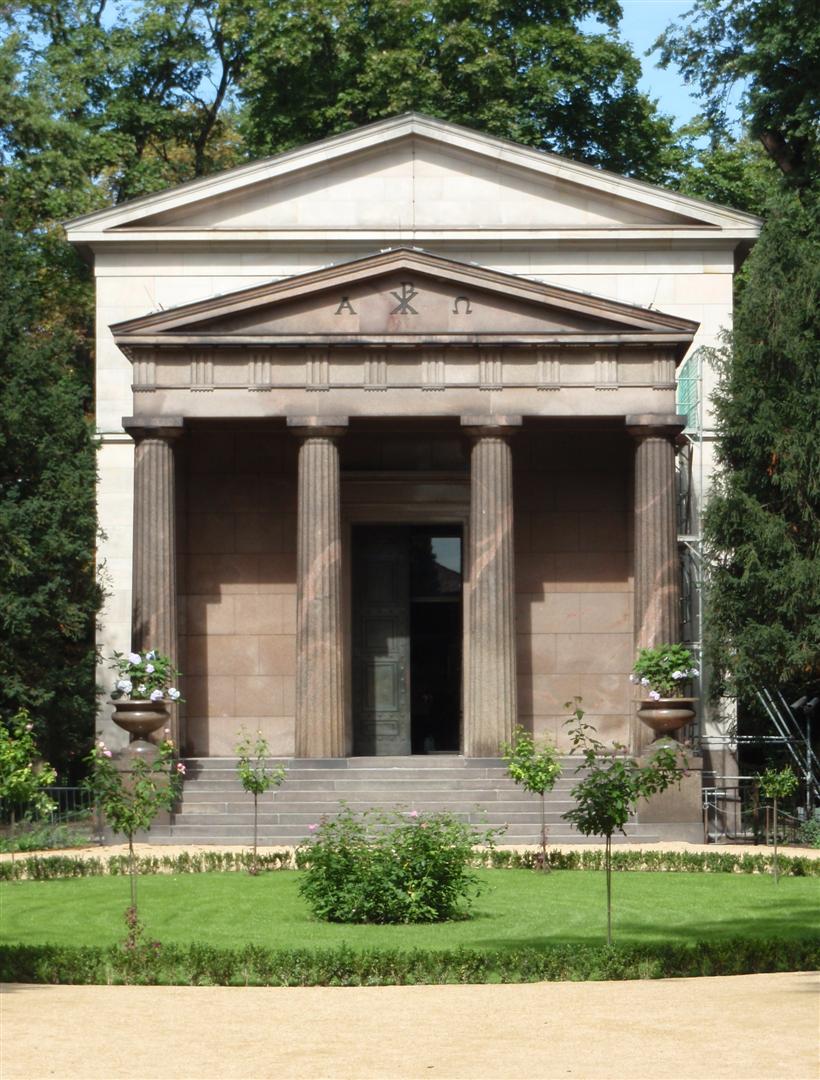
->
[[111, 248, 694, 758]]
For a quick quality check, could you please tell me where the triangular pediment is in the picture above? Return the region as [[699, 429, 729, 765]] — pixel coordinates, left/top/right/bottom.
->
[[111, 248, 698, 349], [67, 114, 761, 240]]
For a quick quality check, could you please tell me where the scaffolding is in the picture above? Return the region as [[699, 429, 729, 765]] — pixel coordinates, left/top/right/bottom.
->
[[676, 349, 705, 747]]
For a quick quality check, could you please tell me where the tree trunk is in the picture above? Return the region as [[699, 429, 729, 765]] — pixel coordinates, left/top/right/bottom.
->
[[128, 834, 138, 911], [539, 793, 550, 872], [772, 797, 779, 884], [252, 792, 258, 875], [606, 833, 613, 946]]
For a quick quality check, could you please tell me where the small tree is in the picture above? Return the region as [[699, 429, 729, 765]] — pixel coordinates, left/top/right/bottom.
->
[[758, 765, 799, 883], [86, 737, 183, 916], [0, 710, 57, 857], [235, 729, 286, 874], [501, 725, 562, 871], [563, 699, 682, 945]]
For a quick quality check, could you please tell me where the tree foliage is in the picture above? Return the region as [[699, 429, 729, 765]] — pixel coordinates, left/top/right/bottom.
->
[[702, 191, 820, 696], [0, 221, 103, 778], [237, 0, 682, 182], [656, 0, 820, 187]]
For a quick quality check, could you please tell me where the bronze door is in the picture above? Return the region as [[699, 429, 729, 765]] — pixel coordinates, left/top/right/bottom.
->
[[352, 526, 411, 755]]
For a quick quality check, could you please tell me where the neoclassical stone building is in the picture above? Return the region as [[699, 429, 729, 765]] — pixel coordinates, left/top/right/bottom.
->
[[67, 115, 759, 773]]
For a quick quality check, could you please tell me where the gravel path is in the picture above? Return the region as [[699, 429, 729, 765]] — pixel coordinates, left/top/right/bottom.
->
[[2, 973, 818, 1079], [3, 839, 819, 862]]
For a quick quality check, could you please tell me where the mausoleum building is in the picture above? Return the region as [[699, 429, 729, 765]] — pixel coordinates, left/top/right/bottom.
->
[[66, 115, 760, 833]]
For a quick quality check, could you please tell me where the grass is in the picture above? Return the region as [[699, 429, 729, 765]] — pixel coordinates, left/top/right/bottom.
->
[[2, 869, 818, 951]]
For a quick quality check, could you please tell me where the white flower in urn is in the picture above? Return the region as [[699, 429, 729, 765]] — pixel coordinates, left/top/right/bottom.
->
[[632, 644, 698, 699], [110, 649, 183, 703]]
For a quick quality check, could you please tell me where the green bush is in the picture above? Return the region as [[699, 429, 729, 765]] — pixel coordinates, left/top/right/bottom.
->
[[798, 817, 820, 849], [296, 808, 490, 923], [2, 936, 817, 987]]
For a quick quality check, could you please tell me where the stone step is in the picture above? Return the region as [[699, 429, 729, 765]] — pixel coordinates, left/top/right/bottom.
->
[[183, 756, 525, 770], [176, 781, 579, 799], [176, 792, 573, 809], [172, 810, 577, 828], [173, 805, 577, 822], [181, 768, 525, 783]]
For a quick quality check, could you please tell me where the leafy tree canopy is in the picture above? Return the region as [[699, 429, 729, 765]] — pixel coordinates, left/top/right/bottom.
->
[[236, 0, 683, 182], [656, 0, 820, 187]]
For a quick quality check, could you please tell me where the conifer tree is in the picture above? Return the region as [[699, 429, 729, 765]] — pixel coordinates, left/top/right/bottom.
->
[[0, 220, 102, 777]]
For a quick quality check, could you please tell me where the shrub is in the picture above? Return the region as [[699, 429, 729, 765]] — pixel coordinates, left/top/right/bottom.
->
[[2, 937, 817, 986], [797, 816, 820, 849], [296, 807, 491, 923]]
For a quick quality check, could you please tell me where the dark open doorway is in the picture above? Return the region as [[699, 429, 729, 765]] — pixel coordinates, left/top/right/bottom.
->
[[352, 524, 463, 755]]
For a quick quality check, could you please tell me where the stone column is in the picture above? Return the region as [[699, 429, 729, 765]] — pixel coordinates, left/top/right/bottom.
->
[[123, 416, 184, 744], [627, 413, 686, 747], [461, 415, 521, 757], [288, 417, 348, 758]]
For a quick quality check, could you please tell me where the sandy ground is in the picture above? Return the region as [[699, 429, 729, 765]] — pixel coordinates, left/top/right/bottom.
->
[[2, 973, 819, 1080], [3, 839, 820, 862]]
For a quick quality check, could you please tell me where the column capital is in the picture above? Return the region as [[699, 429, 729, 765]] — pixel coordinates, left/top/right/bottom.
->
[[287, 416, 348, 440], [625, 413, 686, 440], [460, 415, 522, 438], [122, 416, 185, 442]]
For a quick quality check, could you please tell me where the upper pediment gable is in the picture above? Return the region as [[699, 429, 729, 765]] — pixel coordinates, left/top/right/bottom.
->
[[67, 114, 761, 240], [111, 248, 698, 348]]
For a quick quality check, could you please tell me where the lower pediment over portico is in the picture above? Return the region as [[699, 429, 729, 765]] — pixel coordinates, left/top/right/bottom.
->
[[113, 248, 695, 419]]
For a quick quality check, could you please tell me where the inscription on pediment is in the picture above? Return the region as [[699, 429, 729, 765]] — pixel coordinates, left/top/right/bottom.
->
[[197, 274, 611, 338]]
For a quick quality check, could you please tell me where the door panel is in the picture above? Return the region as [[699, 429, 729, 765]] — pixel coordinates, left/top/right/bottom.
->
[[353, 526, 411, 755]]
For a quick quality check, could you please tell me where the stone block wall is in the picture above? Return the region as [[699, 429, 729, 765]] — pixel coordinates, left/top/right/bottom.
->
[[180, 424, 298, 756], [515, 429, 633, 749]]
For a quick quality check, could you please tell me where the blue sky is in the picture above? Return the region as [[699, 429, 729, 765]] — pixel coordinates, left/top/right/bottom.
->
[[614, 0, 743, 131]]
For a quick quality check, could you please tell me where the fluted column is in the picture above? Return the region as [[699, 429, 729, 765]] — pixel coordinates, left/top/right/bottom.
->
[[123, 416, 184, 742], [289, 417, 348, 758], [462, 415, 521, 757], [627, 413, 686, 747]]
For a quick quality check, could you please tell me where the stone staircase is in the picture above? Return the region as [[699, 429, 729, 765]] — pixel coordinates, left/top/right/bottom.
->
[[154, 757, 659, 846]]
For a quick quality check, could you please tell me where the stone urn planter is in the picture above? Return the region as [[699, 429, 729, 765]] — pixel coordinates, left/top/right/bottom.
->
[[111, 699, 170, 740], [637, 698, 696, 741]]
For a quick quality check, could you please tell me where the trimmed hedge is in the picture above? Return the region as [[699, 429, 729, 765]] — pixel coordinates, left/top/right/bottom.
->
[[1, 937, 817, 986], [1, 847, 818, 882]]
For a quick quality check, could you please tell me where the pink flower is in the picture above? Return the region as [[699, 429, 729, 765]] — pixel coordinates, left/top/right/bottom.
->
[[176, 762, 186, 774], [409, 810, 419, 818], [307, 823, 318, 832], [648, 690, 661, 701], [103, 749, 113, 758]]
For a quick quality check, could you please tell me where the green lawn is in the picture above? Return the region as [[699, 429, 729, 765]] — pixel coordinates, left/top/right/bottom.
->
[[2, 870, 817, 950]]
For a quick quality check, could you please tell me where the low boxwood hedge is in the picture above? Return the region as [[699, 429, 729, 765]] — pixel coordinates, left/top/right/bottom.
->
[[1, 847, 818, 882], [2, 936, 817, 986]]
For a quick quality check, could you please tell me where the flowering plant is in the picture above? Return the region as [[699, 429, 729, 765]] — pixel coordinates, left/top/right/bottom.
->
[[110, 650, 183, 703], [631, 644, 699, 700]]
